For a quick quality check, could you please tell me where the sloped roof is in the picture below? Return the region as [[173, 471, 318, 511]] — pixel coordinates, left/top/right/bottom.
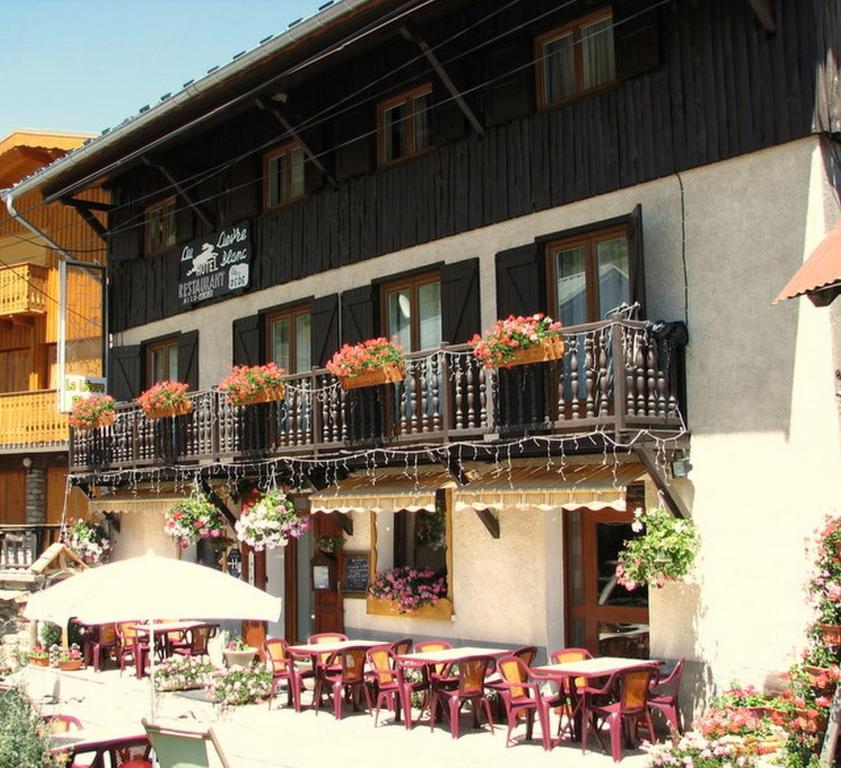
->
[[0, 130, 92, 188], [774, 219, 841, 307]]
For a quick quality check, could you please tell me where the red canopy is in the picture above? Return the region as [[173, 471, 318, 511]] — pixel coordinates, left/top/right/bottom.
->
[[774, 220, 841, 306]]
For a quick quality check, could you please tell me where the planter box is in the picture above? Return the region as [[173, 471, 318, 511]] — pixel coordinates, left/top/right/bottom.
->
[[74, 410, 117, 431], [235, 384, 285, 406], [224, 648, 256, 668], [144, 401, 193, 420], [366, 595, 454, 621], [29, 657, 49, 667], [818, 623, 841, 647], [339, 363, 406, 391], [59, 659, 82, 671], [499, 336, 565, 369]]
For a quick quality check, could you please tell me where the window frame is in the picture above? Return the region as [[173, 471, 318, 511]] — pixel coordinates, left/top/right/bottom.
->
[[546, 223, 631, 324], [379, 270, 442, 353], [535, 8, 615, 109], [264, 303, 312, 375], [144, 336, 179, 387], [376, 83, 434, 168], [262, 141, 306, 210], [144, 197, 177, 257]]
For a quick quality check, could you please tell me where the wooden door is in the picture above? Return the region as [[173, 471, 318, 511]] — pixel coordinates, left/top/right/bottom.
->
[[564, 507, 649, 658], [313, 513, 344, 635], [241, 544, 267, 649]]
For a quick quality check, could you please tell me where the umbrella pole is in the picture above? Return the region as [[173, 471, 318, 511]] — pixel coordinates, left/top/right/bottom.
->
[[149, 620, 156, 722]]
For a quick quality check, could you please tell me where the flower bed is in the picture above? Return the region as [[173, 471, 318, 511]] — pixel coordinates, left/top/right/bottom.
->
[[235, 489, 308, 551], [164, 491, 227, 549], [63, 518, 111, 565], [153, 655, 215, 692], [368, 566, 447, 614], [471, 313, 564, 368], [219, 363, 286, 406], [206, 665, 272, 707], [643, 731, 758, 768], [136, 380, 191, 419], [326, 338, 405, 390], [69, 394, 116, 430]]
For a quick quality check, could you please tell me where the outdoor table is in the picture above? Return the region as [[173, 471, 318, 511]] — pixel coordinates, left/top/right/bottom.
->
[[130, 621, 216, 678]]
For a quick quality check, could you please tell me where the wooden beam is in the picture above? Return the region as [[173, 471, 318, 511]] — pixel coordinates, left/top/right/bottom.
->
[[144, 158, 215, 230], [72, 203, 108, 243], [474, 508, 500, 539], [62, 197, 113, 212], [400, 26, 484, 136], [200, 481, 237, 529], [746, 0, 776, 32], [255, 99, 338, 188], [633, 446, 690, 520], [332, 512, 354, 536]]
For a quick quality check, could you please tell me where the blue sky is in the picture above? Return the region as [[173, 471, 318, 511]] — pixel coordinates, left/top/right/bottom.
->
[[1, 0, 325, 139]]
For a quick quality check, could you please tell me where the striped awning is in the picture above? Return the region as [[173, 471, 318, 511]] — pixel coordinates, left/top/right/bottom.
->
[[88, 493, 186, 515], [309, 470, 451, 514]]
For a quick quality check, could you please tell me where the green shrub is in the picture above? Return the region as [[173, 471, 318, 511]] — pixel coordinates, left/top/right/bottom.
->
[[38, 623, 61, 649], [0, 687, 61, 768]]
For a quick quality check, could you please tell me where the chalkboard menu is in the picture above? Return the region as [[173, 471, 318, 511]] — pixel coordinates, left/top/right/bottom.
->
[[342, 552, 371, 596]]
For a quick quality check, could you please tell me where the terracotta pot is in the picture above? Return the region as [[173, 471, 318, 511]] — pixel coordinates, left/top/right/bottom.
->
[[819, 623, 841, 646], [58, 659, 82, 671], [29, 657, 49, 667], [804, 664, 836, 693], [499, 336, 565, 368], [235, 384, 285, 406], [144, 401, 193, 420], [793, 708, 827, 734], [339, 362, 406, 390], [223, 648, 256, 668]]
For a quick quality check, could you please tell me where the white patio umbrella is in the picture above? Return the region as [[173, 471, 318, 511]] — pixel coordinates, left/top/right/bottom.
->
[[23, 550, 281, 719]]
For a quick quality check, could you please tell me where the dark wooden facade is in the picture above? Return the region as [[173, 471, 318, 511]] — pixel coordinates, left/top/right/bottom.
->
[[106, 0, 840, 333]]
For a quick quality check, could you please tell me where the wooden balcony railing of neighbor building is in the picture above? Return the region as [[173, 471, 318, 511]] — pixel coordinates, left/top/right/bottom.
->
[[70, 319, 686, 472], [0, 390, 69, 449], [0, 263, 48, 318], [0, 524, 62, 570]]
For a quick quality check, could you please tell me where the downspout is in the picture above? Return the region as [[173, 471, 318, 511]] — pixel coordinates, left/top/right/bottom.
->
[[3, 188, 72, 260]]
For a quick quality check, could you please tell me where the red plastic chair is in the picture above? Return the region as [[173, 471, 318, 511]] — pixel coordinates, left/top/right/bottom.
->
[[647, 657, 685, 734], [115, 622, 148, 677], [582, 664, 659, 762], [263, 638, 303, 711], [172, 625, 216, 658], [314, 645, 370, 720], [431, 655, 495, 739], [494, 656, 552, 750], [83, 623, 118, 672], [365, 644, 400, 726], [42, 714, 83, 733], [546, 647, 593, 740], [389, 637, 413, 656], [487, 645, 538, 689]]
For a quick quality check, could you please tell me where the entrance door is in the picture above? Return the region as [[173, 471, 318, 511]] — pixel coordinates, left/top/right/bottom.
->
[[564, 507, 649, 658], [312, 513, 344, 635], [241, 544, 267, 650]]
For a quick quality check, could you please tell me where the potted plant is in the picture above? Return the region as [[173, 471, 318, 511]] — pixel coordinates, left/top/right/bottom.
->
[[326, 337, 406, 390], [57, 645, 83, 672], [153, 655, 215, 692], [223, 636, 256, 668], [164, 490, 227, 549], [234, 489, 309, 551], [614, 505, 699, 590], [368, 566, 447, 614], [219, 362, 286, 406], [27, 647, 49, 667], [63, 518, 111, 565], [136, 380, 192, 419], [806, 514, 841, 651], [315, 535, 342, 554], [68, 394, 116, 430], [471, 313, 565, 369]]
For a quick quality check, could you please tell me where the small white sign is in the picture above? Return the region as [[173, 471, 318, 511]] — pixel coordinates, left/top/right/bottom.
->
[[228, 263, 249, 290], [61, 375, 107, 413]]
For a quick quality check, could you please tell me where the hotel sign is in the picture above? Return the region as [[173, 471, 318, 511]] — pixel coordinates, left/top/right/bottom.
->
[[177, 222, 251, 306]]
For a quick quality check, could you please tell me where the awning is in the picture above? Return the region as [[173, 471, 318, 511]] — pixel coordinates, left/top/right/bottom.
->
[[455, 463, 644, 513], [88, 493, 186, 515], [774, 219, 841, 306], [309, 470, 452, 514]]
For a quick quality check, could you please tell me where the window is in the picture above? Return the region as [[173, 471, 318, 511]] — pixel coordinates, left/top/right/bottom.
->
[[536, 10, 615, 107], [264, 143, 306, 208], [144, 198, 177, 256], [548, 225, 630, 325], [146, 338, 179, 386], [377, 84, 433, 166], [266, 305, 311, 374], [394, 502, 448, 576], [381, 272, 441, 352]]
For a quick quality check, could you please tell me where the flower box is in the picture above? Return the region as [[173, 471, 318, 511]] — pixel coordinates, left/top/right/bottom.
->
[[366, 595, 454, 621], [219, 363, 286, 406], [499, 336, 565, 368], [29, 657, 49, 667], [145, 401, 193, 420], [819, 623, 841, 646], [339, 362, 406, 391], [59, 659, 82, 672], [237, 384, 285, 406], [69, 394, 117, 431]]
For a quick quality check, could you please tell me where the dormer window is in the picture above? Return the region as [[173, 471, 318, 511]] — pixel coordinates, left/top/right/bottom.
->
[[378, 84, 432, 166], [537, 11, 615, 107], [264, 142, 305, 208]]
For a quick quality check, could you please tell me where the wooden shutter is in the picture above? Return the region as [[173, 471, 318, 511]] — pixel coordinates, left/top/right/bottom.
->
[[340, 285, 376, 345], [495, 243, 545, 318], [310, 294, 340, 367], [108, 344, 142, 402], [441, 258, 481, 344], [232, 314, 263, 366], [177, 330, 200, 390], [614, 0, 661, 81], [627, 204, 647, 318]]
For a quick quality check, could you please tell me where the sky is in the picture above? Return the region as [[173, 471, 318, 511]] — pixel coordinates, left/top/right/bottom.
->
[[1, 0, 326, 139]]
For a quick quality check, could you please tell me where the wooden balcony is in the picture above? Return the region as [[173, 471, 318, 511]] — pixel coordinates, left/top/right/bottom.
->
[[0, 524, 62, 571], [0, 263, 48, 318], [70, 320, 686, 472], [0, 390, 68, 449]]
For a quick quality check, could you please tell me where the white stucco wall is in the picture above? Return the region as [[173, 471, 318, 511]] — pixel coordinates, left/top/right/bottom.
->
[[111, 507, 178, 561], [115, 136, 841, 689]]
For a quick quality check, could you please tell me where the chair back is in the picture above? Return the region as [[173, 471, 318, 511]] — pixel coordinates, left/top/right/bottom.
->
[[512, 645, 538, 667], [263, 638, 291, 673], [653, 656, 685, 693], [43, 714, 82, 733], [549, 647, 592, 689], [143, 718, 230, 768], [98, 623, 118, 646], [308, 632, 348, 644], [496, 655, 532, 702], [415, 640, 452, 675], [116, 621, 139, 644], [457, 656, 493, 696], [366, 644, 396, 685], [337, 646, 368, 684], [189, 625, 214, 655], [389, 637, 413, 656], [619, 665, 658, 712]]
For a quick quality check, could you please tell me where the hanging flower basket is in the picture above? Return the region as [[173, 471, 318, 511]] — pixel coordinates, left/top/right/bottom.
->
[[315, 535, 342, 554], [69, 394, 117, 431], [219, 363, 286, 406], [63, 518, 111, 565], [235, 489, 309, 551], [326, 338, 406, 390], [471, 314, 564, 369], [136, 381, 192, 420], [164, 490, 227, 549]]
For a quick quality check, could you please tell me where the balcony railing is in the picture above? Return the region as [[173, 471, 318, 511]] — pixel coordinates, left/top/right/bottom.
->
[[0, 524, 62, 570], [0, 263, 48, 318], [70, 319, 685, 472], [0, 390, 68, 449]]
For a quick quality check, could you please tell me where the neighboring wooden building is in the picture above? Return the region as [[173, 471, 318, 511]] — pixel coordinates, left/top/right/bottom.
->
[[8, 0, 841, 718]]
